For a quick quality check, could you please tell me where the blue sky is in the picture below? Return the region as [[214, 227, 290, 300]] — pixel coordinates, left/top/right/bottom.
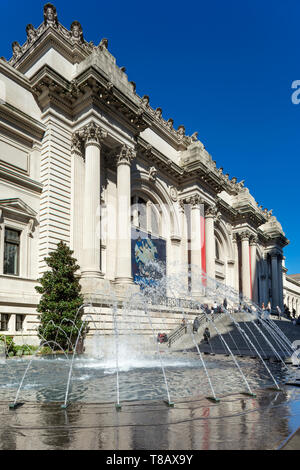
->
[[1, 0, 299, 273]]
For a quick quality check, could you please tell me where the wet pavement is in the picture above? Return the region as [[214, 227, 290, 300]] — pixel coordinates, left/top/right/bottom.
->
[[1, 386, 300, 450]]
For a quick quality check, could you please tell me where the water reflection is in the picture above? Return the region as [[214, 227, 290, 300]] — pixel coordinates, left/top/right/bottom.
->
[[1, 388, 300, 450]]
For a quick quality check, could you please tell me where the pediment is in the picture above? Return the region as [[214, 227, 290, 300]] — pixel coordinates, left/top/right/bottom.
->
[[0, 198, 37, 218]]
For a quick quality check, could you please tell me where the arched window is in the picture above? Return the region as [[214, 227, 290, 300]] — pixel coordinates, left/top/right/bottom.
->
[[131, 195, 160, 236]]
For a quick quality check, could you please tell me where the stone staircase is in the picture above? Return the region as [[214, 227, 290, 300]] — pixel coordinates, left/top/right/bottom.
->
[[167, 313, 299, 358]]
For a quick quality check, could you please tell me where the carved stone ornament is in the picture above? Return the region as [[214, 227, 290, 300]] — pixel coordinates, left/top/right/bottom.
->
[[12, 41, 22, 58], [239, 230, 251, 241], [70, 21, 84, 43], [71, 122, 107, 156], [205, 205, 217, 218], [169, 186, 178, 202], [98, 38, 108, 49], [71, 132, 83, 156], [155, 108, 162, 119], [28, 218, 35, 238], [181, 194, 203, 207], [167, 118, 174, 130], [177, 125, 186, 140], [149, 166, 157, 182], [116, 145, 136, 166], [190, 131, 198, 142], [141, 95, 149, 108], [26, 24, 37, 43], [44, 3, 58, 27], [83, 121, 107, 146]]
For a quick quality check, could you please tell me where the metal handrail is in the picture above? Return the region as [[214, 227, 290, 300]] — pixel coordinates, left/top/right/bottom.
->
[[168, 314, 207, 347], [168, 324, 187, 347]]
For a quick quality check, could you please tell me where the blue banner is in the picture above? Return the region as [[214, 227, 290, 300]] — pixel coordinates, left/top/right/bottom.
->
[[131, 228, 166, 289]]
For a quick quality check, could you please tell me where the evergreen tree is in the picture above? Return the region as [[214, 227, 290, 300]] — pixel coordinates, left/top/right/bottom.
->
[[35, 241, 85, 351]]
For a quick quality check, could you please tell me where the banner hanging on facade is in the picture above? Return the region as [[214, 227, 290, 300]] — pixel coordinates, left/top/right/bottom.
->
[[131, 228, 166, 289]]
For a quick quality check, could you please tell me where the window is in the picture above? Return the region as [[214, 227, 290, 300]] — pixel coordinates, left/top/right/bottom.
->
[[131, 196, 160, 235], [0, 314, 10, 331], [4, 228, 20, 275], [16, 314, 25, 332]]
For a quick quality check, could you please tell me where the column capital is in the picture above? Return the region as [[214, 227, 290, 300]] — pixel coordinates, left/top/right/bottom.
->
[[72, 121, 107, 156], [83, 121, 107, 148], [239, 230, 251, 241], [180, 194, 204, 208], [205, 205, 217, 218], [71, 132, 83, 157], [116, 144, 136, 166], [249, 235, 258, 246]]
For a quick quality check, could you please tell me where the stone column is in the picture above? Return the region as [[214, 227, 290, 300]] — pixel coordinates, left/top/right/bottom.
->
[[232, 233, 239, 293], [271, 252, 279, 310], [115, 144, 136, 284], [81, 122, 107, 279], [250, 236, 258, 302], [277, 255, 284, 310], [205, 205, 216, 282], [189, 195, 203, 295], [240, 231, 251, 299], [179, 200, 188, 292]]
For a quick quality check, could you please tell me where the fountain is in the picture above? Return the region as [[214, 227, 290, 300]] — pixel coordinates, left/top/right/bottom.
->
[[0, 337, 6, 364], [1, 262, 299, 412]]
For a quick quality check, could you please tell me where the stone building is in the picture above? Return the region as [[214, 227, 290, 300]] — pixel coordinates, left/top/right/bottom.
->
[[0, 4, 296, 343], [283, 272, 300, 316]]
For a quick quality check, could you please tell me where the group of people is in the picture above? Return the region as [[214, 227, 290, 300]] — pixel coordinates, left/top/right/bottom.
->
[[283, 304, 297, 320]]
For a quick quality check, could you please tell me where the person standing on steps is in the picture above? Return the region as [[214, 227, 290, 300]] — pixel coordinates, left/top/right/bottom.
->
[[181, 317, 187, 333], [276, 305, 282, 320], [193, 316, 200, 333], [203, 327, 210, 344]]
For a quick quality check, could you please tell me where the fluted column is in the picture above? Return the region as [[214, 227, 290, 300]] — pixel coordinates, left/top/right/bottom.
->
[[232, 233, 240, 293], [179, 200, 189, 291], [271, 252, 279, 310], [189, 195, 203, 295], [80, 122, 107, 278], [278, 255, 284, 310], [115, 144, 136, 284], [250, 236, 258, 301], [240, 231, 251, 299], [205, 205, 216, 282]]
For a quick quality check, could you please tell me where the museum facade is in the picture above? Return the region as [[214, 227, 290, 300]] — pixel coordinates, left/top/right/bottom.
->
[[0, 4, 298, 341]]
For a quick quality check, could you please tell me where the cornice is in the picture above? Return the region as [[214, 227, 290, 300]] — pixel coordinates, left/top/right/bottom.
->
[[0, 101, 45, 142], [136, 137, 184, 179], [0, 60, 31, 91], [285, 276, 300, 289], [0, 167, 43, 194], [30, 64, 150, 133]]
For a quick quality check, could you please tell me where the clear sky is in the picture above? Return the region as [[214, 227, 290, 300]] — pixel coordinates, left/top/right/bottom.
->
[[1, 0, 299, 274]]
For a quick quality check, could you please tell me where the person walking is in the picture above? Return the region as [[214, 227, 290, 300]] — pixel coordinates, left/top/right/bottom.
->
[[193, 316, 200, 334], [223, 298, 228, 311], [276, 306, 282, 320], [203, 327, 210, 344]]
